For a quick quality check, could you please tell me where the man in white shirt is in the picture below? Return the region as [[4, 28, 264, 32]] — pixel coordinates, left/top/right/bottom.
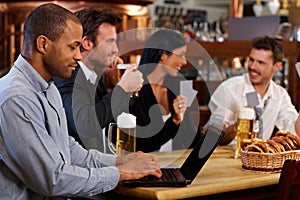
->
[[208, 36, 300, 145]]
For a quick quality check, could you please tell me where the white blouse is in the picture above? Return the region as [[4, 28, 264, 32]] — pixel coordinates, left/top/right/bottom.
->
[[159, 113, 172, 152]]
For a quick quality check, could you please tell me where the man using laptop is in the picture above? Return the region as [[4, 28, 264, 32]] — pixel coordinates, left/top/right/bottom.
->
[[122, 124, 224, 187], [0, 4, 161, 199]]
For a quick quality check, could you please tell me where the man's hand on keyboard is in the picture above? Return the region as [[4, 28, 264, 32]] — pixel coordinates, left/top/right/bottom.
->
[[116, 151, 162, 182]]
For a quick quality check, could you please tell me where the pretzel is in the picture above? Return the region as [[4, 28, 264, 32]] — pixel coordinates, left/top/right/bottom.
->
[[253, 141, 269, 153], [265, 143, 277, 153], [271, 136, 293, 151], [241, 139, 252, 150], [245, 144, 265, 153], [265, 139, 282, 153], [242, 131, 300, 154], [280, 136, 297, 150], [287, 134, 300, 149], [275, 130, 290, 137]]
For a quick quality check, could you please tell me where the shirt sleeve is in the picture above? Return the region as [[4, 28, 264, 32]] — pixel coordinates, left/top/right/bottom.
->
[[0, 96, 120, 197], [68, 135, 117, 167], [208, 83, 238, 127], [110, 85, 131, 120], [275, 88, 298, 134]]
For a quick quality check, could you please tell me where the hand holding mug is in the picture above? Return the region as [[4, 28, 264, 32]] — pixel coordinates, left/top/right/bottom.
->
[[104, 56, 123, 86], [117, 64, 143, 96]]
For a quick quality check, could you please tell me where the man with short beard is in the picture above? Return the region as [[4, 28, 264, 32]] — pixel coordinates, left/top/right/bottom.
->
[[208, 36, 300, 145], [54, 8, 143, 152]]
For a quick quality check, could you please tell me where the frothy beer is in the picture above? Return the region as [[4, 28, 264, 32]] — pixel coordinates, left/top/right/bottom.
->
[[234, 107, 255, 159], [116, 112, 136, 155], [117, 64, 131, 81]]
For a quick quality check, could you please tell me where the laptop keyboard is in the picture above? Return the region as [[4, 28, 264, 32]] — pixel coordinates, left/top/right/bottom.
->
[[145, 169, 179, 182], [161, 169, 178, 181]]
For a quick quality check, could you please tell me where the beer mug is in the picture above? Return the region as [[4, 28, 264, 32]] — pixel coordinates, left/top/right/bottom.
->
[[117, 64, 130, 81], [117, 64, 139, 98], [234, 107, 255, 159], [108, 112, 136, 155]]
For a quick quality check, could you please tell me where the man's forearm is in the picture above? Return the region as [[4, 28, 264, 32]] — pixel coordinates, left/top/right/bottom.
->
[[220, 123, 237, 145]]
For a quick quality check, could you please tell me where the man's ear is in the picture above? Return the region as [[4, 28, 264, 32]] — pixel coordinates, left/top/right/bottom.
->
[[81, 36, 94, 51], [36, 35, 49, 55], [273, 61, 282, 73]]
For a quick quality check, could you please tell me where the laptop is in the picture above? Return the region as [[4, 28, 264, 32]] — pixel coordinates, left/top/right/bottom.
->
[[122, 124, 225, 187]]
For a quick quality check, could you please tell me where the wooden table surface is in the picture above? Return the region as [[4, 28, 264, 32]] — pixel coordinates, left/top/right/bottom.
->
[[112, 146, 281, 200]]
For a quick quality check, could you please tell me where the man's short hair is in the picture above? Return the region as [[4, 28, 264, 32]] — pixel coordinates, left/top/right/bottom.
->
[[75, 8, 121, 51], [251, 36, 284, 64], [24, 3, 81, 49]]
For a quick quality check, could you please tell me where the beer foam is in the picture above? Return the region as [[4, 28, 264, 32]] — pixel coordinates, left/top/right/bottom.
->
[[117, 64, 131, 69], [117, 112, 136, 128], [238, 107, 255, 119]]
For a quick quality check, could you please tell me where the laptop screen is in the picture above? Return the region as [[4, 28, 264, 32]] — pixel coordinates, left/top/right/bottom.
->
[[180, 125, 224, 181]]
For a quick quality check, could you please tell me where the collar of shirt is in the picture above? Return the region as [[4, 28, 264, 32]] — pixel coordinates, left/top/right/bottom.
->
[[258, 85, 273, 108], [242, 73, 256, 97], [242, 73, 274, 106], [14, 55, 50, 93], [78, 61, 98, 85], [14, 55, 63, 109]]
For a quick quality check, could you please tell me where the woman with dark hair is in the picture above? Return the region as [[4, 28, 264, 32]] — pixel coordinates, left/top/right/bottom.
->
[[130, 29, 200, 152]]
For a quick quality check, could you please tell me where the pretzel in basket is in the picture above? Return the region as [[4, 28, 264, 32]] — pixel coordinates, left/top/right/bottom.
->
[[275, 130, 300, 149], [242, 130, 300, 153], [241, 130, 300, 172]]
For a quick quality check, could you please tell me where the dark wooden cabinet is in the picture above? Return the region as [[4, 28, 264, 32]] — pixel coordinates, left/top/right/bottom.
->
[[0, 1, 154, 77]]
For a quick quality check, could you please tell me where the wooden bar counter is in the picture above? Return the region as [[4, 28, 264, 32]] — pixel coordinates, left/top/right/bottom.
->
[[112, 146, 280, 199]]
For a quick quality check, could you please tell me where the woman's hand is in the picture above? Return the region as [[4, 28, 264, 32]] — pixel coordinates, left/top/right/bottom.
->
[[172, 95, 187, 125]]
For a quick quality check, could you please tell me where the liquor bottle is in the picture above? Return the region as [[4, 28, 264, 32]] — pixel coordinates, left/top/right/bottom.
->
[[177, 8, 185, 32], [215, 21, 225, 42], [201, 21, 211, 42], [154, 6, 163, 27], [163, 7, 172, 28]]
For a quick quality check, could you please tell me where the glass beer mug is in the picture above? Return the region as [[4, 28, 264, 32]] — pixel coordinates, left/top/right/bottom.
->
[[117, 64, 130, 81], [234, 107, 255, 159], [108, 112, 136, 155]]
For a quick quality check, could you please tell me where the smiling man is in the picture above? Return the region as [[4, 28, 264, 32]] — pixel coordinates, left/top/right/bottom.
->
[[54, 8, 144, 152], [207, 36, 300, 145]]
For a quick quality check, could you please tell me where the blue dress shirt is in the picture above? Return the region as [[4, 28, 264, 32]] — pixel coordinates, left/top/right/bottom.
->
[[0, 55, 119, 199]]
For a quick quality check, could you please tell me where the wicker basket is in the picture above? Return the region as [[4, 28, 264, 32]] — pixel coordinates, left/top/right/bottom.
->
[[241, 150, 300, 172]]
